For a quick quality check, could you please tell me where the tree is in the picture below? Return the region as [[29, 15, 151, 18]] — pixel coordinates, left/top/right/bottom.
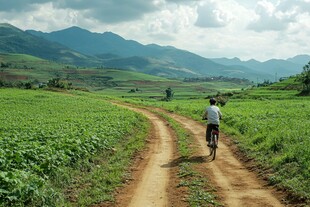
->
[[47, 77, 61, 88], [24, 81, 33, 89], [165, 87, 174, 101], [0, 62, 10, 68], [297, 61, 310, 94], [47, 77, 73, 89]]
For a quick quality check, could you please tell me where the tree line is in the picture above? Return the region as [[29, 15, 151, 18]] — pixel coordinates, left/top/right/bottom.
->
[[0, 78, 73, 90], [297, 61, 310, 95], [183, 76, 252, 84]]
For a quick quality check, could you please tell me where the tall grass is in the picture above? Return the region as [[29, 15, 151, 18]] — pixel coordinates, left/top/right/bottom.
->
[[221, 99, 310, 200]]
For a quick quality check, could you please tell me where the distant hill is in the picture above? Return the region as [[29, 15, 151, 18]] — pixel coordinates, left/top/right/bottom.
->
[[210, 56, 308, 80], [0, 53, 253, 97], [1, 23, 307, 81], [0, 53, 172, 88], [0, 23, 101, 66], [286, 54, 310, 65], [26, 26, 267, 80], [27, 26, 150, 57]]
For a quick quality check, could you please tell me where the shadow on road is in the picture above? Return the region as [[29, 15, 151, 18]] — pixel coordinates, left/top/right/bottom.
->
[[161, 155, 213, 168]]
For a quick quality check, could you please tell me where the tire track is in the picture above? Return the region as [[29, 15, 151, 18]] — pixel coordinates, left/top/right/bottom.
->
[[113, 104, 175, 207]]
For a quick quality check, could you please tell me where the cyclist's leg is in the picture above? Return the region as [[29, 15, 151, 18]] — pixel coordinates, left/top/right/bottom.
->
[[206, 124, 212, 144], [212, 124, 219, 130], [213, 125, 219, 138], [212, 125, 219, 147]]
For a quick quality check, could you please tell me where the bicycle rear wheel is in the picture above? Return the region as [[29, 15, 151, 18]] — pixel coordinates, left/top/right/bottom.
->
[[209, 144, 214, 156], [212, 143, 216, 160], [211, 134, 217, 160]]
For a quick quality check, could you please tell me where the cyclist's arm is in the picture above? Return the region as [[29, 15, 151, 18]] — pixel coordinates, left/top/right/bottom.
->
[[218, 110, 222, 120], [202, 110, 208, 120]]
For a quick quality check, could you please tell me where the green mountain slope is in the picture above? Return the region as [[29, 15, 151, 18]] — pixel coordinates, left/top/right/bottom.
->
[[0, 53, 252, 97], [0, 23, 100, 66], [3, 23, 306, 81], [27, 26, 172, 57], [0, 24, 205, 78], [27, 26, 262, 80], [0, 53, 176, 89], [29, 26, 307, 81]]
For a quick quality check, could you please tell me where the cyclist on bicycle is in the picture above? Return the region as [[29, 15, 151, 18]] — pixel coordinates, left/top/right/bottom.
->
[[202, 98, 222, 147]]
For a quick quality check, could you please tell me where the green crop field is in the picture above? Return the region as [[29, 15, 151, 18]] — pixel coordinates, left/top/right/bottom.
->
[[0, 88, 148, 206], [234, 78, 303, 100], [222, 99, 310, 199]]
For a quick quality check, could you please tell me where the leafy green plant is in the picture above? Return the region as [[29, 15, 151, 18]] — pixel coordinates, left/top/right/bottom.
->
[[0, 89, 147, 206]]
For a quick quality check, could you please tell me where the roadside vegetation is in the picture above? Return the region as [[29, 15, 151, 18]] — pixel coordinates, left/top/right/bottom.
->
[[221, 99, 310, 201], [0, 89, 149, 206]]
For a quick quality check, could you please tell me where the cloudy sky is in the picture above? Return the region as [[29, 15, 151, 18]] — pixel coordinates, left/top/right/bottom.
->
[[1, 0, 309, 61]]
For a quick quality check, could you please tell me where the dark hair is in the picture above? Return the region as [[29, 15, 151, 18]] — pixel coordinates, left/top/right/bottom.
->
[[210, 98, 216, 105]]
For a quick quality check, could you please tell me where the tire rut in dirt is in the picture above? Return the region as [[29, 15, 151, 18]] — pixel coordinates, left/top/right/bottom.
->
[[108, 105, 186, 207]]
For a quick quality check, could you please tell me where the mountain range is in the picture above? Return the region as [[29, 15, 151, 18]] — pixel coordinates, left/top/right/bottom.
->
[[1, 23, 309, 81]]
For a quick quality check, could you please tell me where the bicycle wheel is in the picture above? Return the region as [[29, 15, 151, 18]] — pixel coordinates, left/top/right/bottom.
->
[[211, 134, 217, 160], [209, 142, 214, 156]]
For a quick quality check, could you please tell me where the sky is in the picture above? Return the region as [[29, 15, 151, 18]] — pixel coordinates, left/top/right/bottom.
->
[[0, 0, 309, 61]]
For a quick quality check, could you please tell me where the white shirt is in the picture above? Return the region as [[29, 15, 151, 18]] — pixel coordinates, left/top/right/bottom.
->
[[205, 105, 222, 125]]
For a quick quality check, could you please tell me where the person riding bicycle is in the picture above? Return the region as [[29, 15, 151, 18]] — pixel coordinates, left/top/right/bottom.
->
[[202, 98, 222, 147]]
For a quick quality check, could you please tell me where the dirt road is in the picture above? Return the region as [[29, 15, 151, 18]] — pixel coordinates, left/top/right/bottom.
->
[[109, 104, 183, 207], [106, 104, 285, 207], [126, 107, 173, 207]]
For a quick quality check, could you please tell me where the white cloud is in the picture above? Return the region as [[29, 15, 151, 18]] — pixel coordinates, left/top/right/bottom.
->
[[0, 0, 161, 23], [0, 3, 88, 31], [195, 1, 233, 28], [0, 0, 309, 61], [247, 0, 310, 32], [148, 5, 195, 34]]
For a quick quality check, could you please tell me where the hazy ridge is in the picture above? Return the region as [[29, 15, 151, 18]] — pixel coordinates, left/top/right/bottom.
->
[[1, 23, 309, 81]]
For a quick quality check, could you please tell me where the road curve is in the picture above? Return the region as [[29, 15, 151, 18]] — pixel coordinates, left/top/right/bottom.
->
[[115, 104, 174, 207]]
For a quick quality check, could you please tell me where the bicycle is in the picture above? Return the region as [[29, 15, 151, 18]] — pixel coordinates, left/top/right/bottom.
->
[[209, 129, 219, 160]]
